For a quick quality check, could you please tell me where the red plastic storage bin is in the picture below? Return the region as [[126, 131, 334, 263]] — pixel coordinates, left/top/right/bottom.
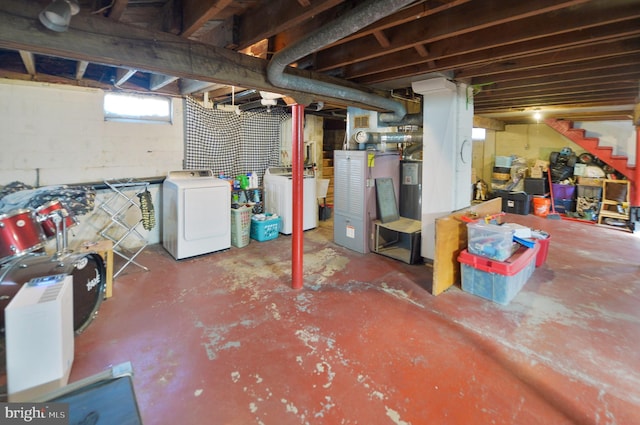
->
[[532, 234, 550, 267], [458, 243, 539, 305]]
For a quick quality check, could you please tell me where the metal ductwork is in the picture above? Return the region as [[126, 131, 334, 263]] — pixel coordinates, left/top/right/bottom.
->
[[353, 130, 423, 145], [267, 0, 415, 123], [380, 113, 423, 127]]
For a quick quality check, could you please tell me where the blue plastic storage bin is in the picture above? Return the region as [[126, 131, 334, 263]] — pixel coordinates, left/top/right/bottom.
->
[[458, 243, 539, 305], [250, 214, 281, 241]]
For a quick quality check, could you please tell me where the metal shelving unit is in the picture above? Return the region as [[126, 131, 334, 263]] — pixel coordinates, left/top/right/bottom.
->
[[98, 179, 150, 278]]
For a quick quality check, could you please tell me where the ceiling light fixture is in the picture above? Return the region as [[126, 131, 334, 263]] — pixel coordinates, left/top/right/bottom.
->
[[39, 0, 80, 32], [533, 110, 542, 122]]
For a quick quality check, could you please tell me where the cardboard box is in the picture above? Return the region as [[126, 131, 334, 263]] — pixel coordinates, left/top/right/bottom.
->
[[530, 166, 543, 178], [578, 177, 603, 186]]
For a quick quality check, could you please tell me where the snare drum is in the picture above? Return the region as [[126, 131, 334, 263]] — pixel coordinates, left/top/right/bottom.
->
[[36, 199, 78, 238], [0, 209, 46, 262], [0, 251, 106, 334]]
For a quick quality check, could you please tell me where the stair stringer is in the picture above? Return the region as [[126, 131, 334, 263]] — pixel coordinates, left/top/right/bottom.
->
[[544, 119, 636, 181]]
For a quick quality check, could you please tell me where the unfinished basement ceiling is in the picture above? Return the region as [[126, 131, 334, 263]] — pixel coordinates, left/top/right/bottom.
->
[[0, 0, 638, 125]]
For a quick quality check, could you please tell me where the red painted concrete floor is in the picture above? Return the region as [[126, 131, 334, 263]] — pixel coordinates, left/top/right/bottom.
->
[[59, 215, 640, 423]]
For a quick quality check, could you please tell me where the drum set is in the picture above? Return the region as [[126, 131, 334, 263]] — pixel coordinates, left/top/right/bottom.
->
[[0, 199, 105, 335]]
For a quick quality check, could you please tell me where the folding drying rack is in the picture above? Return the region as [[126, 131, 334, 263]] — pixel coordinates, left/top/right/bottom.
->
[[98, 179, 150, 278]]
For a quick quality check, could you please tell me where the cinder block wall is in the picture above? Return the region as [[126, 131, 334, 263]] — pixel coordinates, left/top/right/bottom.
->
[[0, 80, 184, 250], [0, 80, 184, 186]]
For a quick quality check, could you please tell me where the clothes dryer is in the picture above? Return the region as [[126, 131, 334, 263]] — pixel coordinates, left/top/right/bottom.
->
[[163, 170, 230, 259]]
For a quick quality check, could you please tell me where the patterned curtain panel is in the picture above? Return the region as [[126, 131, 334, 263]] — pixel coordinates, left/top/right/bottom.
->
[[184, 97, 289, 185]]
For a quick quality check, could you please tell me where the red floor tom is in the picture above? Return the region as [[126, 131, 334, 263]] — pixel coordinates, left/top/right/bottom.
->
[[36, 199, 78, 238], [0, 209, 46, 262]]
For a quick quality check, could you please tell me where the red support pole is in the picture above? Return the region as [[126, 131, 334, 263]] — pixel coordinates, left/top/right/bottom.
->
[[634, 125, 640, 206], [291, 104, 304, 290]]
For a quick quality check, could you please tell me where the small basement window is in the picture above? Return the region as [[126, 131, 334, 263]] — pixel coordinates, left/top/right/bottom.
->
[[472, 127, 486, 140], [104, 92, 172, 123]]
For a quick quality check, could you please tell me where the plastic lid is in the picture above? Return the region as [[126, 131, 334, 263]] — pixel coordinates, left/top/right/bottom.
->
[[458, 243, 539, 276]]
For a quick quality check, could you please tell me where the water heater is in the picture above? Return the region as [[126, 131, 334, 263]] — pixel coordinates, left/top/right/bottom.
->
[[5, 273, 74, 402]]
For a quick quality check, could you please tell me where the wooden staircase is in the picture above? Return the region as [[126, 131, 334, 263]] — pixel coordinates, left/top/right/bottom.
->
[[321, 150, 334, 206], [545, 118, 636, 181]]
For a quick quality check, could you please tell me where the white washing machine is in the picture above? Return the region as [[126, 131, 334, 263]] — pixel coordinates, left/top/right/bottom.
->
[[163, 170, 230, 260], [264, 167, 317, 235]]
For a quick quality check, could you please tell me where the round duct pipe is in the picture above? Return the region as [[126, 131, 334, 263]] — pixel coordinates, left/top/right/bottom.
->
[[266, 0, 414, 123], [354, 131, 423, 145]]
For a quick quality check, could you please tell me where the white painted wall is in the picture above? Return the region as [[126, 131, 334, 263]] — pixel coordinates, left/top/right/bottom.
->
[[0, 80, 184, 186], [575, 121, 636, 166], [0, 80, 184, 254], [412, 77, 473, 260], [280, 113, 323, 167]]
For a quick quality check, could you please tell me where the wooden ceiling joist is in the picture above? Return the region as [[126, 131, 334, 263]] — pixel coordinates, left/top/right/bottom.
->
[[75, 60, 89, 80], [108, 0, 129, 22], [18, 50, 36, 76], [115, 68, 138, 86], [179, 79, 227, 95], [150, 74, 179, 91], [182, 0, 234, 38]]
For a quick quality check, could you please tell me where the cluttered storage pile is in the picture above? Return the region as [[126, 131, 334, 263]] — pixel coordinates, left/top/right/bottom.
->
[[228, 173, 281, 248], [485, 147, 631, 226], [458, 220, 550, 305]]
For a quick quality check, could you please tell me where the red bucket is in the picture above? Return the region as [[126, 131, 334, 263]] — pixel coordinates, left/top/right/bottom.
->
[[534, 234, 551, 267], [532, 196, 550, 217]]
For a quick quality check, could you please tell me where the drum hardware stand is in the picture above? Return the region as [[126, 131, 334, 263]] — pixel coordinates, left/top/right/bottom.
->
[[98, 179, 150, 278], [50, 211, 72, 259]]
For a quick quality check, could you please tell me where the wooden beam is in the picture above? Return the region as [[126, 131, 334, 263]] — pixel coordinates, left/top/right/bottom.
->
[[108, 0, 129, 21], [18, 50, 35, 75], [473, 115, 505, 131], [222, 0, 343, 50], [182, 0, 233, 38], [353, 17, 640, 83], [414, 44, 429, 58], [179, 79, 227, 94], [0, 1, 388, 110], [372, 30, 390, 48], [273, 0, 472, 56], [314, 0, 599, 72], [150, 74, 179, 91], [635, 102, 640, 126], [75, 60, 89, 80]]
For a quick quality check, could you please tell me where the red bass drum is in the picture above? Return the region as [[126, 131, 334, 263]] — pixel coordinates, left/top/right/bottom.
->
[[0, 251, 105, 334]]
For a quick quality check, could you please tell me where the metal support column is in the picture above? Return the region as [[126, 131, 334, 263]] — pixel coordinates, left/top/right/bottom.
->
[[634, 125, 640, 206], [292, 104, 304, 290]]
